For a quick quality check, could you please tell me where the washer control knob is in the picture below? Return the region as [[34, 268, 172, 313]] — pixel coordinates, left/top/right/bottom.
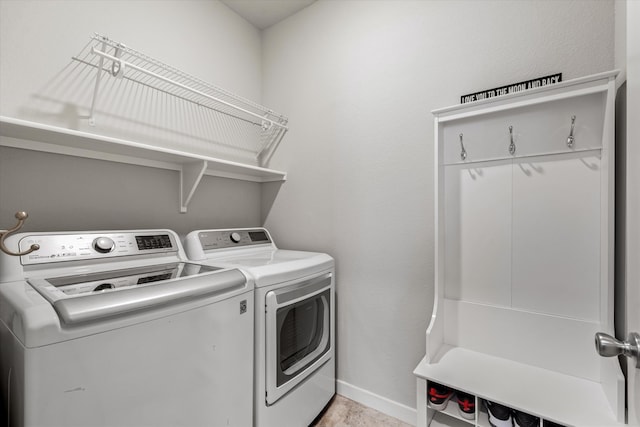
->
[[93, 237, 115, 254], [230, 232, 241, 243]]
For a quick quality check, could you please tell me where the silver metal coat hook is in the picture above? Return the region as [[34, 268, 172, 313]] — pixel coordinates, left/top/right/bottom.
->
[[508, 125, 516, 155], [459, 133, 467, 161], [567, 115, 576, 148], [0, 212, 40, 257]]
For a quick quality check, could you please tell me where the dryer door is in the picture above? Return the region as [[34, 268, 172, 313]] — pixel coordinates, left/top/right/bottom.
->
[[265, 272, 332, 405]]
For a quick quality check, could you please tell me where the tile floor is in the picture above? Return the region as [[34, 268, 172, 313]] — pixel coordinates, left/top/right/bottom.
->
[[310, 395, 412, 427]]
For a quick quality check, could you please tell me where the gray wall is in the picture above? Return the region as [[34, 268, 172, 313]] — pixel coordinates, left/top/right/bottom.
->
[[261, 0, 615, 420], [0, 0, 265, 235], [0, 147, 262, 235]]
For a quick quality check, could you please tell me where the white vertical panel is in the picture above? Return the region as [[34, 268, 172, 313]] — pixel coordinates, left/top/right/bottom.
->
[[427, 121, 445, 361], [444, 160, 511, 306], [512, 152, 601, 320]]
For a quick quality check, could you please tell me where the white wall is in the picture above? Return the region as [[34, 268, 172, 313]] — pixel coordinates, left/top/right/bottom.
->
[[0, 0, 262, 120], [261, 0, 615, 421], [0, 0, 265, 234]]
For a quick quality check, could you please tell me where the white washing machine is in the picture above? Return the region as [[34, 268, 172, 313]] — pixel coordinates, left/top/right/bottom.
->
[[0, 229, 254, 427], [184, 228, 335, 427]]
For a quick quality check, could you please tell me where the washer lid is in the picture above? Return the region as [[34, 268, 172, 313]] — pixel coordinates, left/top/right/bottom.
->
[[28, 263, 246, 325], [40, 262, 219, 297]]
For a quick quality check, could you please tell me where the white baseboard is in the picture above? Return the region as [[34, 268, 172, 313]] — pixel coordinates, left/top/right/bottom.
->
[[336, 379, 417, 426]]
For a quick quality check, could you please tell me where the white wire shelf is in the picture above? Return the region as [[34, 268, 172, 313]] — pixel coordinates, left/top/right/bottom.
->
[[71, 33, 288, 167]]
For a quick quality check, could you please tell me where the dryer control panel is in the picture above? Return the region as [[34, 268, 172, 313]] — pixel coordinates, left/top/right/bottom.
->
[[198, 229, 272, 251], [19, 232, 178, 265]]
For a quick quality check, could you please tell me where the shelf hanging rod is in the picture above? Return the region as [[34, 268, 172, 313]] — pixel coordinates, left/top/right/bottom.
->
[[90, 47, 287, 132]]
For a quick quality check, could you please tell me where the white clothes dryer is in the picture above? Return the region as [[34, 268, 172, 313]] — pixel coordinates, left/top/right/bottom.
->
[[185, 228, 335, 427], [0, 229, 254, 427]]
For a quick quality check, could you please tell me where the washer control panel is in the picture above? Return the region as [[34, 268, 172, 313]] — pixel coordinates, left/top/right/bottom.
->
[[19, 232, 177, 265], [198, 229, 272, 251]]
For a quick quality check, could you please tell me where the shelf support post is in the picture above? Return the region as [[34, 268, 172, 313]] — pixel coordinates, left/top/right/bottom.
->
[[180, 160, 208, 213]]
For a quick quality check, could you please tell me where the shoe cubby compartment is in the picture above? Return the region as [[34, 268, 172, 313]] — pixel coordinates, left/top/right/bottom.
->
[[480, 399, 547, 427], [427, 381, 477, 425], [415, 71, 625, 427]]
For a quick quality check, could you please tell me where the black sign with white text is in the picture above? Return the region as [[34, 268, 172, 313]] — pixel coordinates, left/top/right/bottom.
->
[[460, 73, 562, 104]]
